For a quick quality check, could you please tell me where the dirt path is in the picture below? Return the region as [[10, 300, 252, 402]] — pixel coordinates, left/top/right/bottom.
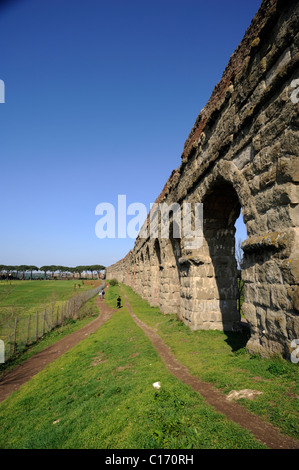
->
[[122, 290, 299, 450], [0, 298, 114, 404]]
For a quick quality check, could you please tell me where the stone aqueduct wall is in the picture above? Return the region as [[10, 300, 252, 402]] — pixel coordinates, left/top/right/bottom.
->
[[106, 0, 299, 359]]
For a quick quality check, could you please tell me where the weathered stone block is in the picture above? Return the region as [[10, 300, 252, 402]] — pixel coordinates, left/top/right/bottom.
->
[[242, 302, 257, 327], [265, 48, 291, 86], [270, 285, 292, 310], [290, 205, 299, 228], [277, 155, 299, 182], [280, 129, 299, 156], [291, 285, 299, 312], [233, 144, 254, 170], [267, 207, 293, 231]]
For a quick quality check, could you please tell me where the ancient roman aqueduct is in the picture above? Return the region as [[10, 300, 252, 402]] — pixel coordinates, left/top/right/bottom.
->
[[106, 0, 299, 360]]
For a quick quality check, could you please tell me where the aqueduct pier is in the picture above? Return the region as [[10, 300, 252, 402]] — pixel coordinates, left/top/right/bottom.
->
[[106, 0, 299, 360]]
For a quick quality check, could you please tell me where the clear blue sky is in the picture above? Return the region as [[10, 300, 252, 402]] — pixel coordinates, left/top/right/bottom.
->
[[0, 0, 261, 268]]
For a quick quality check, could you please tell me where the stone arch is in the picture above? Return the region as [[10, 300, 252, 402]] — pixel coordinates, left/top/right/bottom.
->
[[201, 180, 241, 330], [135, 254, 142, 296], [140, 251, 146, 298], [166, 220, 182, 316], [130, 252, 135, 288], [197, 160, 256, 229], [177, 161, 249, 330], [150, 238, 162, 307], [144, 245, 151, 302], [154, 209, 182, 315], [130, 253, 136, 290]]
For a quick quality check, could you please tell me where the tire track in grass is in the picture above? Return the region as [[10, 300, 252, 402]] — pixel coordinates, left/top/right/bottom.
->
[[121, 289, 299, 450]]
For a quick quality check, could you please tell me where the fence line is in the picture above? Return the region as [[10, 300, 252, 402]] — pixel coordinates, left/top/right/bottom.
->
[[0, 283, 105, 361]]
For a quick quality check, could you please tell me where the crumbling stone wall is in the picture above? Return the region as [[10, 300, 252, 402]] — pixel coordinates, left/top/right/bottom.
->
[[106, 0, 299, 360]]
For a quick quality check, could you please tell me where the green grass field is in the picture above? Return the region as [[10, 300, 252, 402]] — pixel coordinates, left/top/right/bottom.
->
[[0, 279, 103, 361], [0, 280, 97, 321], [0, 294, 100, 374], [0, 284, 267, 449], [0, 282, 298, 449]]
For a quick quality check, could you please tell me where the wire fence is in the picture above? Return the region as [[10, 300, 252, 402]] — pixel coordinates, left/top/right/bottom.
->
[[0, 283, 105, 361]]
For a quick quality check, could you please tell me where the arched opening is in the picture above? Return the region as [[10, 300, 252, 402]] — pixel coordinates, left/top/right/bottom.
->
[[135, 254, 142, 296], [170, 220, 182, 261], [235, 209, 247, 317], [140, 251, 146, 298], [202, 182, 242, 330], [150, 239, 162, 307], [168, 220, 182, 317], [144, 245, 151, 302]]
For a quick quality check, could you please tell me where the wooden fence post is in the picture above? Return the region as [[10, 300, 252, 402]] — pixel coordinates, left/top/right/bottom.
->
[[42, 310, 45, 336], [13, 317, 18, 354], [2, 285, 102, 359], [36, 312, 39, 341], [56, 305, 59, 326], [26, 314, 31, 345], [8, 323, 11, 356]]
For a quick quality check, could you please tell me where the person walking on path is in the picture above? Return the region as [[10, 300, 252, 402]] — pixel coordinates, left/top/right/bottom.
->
[[117, 296, 121, 308]]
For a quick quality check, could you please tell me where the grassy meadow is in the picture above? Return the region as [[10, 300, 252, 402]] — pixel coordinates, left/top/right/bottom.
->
[[0, 282, 298, 449], [0, 283, 267, 449], [0, 279, 100, 322], [0, 294, 101, 374], [0, 279, 104, 362]]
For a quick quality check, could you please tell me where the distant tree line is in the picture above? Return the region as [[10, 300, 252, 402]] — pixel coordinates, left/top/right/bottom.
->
[[0, 264, 105, 280]]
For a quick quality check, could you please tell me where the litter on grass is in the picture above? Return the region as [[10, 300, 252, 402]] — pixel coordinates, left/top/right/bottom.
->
[[152, 381, 161, 390]]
